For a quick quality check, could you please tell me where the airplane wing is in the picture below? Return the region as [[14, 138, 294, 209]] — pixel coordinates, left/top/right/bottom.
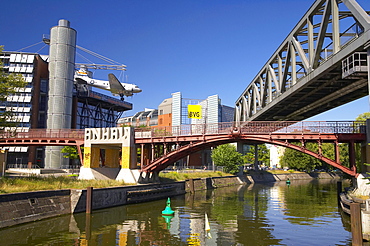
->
[[108, 73, 125, 95], [75, 77, 88, 84]]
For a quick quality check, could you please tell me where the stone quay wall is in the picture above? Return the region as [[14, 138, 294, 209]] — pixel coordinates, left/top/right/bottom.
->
[[245, 172, 341, 183], [0, 176, 241, 228], [0, 190, 71, 228], [0, 173, 339, 228]]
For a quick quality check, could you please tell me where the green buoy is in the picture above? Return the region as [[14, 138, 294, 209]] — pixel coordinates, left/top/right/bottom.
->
[[162, 197, 175, 216], [162, 215, 173, 229]]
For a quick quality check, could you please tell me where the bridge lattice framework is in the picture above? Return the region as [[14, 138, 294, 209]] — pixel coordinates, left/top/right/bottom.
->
[[235, 0, 370, 122]]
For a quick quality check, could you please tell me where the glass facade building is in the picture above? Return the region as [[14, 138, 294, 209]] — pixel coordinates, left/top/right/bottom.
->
[[1, 51, 132, 168]]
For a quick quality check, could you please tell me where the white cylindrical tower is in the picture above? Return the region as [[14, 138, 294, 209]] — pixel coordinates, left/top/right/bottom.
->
[[45, 19, 76, 169]]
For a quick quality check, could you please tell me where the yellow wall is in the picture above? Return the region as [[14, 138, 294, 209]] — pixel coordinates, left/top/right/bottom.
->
[[121, 146, 137, 169], [105, 149, 120, 168], [83, 147, 101, 168]]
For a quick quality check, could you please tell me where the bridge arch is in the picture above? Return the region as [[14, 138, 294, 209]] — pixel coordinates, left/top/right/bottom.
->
[[142, 134, 356, 176]]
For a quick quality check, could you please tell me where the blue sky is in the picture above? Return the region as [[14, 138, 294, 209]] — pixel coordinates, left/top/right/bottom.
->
[[1, 0, 369, 121]]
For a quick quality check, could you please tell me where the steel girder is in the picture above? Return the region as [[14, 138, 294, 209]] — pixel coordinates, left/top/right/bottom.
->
[[235, 0, 370, 122], [140, 133, 361, 176], [78, 99, 121, 128]]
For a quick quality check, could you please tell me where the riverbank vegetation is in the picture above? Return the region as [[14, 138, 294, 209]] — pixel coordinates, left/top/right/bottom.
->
[[0, 176, 127, 194], [159, 171, 227, 182], [211, 144, 244, 174], [0, 171, 229, 194]]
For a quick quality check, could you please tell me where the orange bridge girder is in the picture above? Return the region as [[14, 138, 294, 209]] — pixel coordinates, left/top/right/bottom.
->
[[137, 129, 366, 177]]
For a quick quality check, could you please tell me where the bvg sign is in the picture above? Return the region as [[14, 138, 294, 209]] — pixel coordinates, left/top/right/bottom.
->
[[188, 105, 202, 119]]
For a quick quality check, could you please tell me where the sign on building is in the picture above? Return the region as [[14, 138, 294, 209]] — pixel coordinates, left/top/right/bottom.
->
[[188, 105, 202, 119]]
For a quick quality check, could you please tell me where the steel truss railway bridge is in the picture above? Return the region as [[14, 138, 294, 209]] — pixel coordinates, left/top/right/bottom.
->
[[235, 0, 370, 122], [0, 121, 366, 177]]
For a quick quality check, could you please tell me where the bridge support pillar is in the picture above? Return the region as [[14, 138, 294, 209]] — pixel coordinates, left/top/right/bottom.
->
[[80, 127, 139, 183], [151, 144, 155, 161], [140, 144, 144, 168], [367, 45, 370, 105], [334, 141, 340, 164], [138, 171, 160, 183], [349, 140, 357, 173], [141, 144, 151, 167], [361, 144, 370, 173], [254, 144, 259, 170]]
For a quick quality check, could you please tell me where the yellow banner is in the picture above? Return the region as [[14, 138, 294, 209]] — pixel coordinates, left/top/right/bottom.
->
[[188, 105, 202, 119]]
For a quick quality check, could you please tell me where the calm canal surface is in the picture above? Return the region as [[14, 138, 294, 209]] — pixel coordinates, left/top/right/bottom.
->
[[0, 179, 361, 246]]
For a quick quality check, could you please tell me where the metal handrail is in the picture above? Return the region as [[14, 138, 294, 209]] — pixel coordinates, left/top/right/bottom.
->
[[0, 129, 85, 139], [135, 121, 366, 138], [0, 121, 365, 140]]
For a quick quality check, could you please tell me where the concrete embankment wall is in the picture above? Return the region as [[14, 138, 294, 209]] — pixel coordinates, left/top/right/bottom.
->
[[245, 172, 341, 183], [0, 173, 338, 228], [0, 176, 241, 228], [185, 176, 244, 192], [0, 190, 71, 228], [71, 182, 186, 213]]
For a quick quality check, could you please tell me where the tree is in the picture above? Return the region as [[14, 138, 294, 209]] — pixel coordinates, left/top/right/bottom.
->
[[211, 144, 244, 174], [356, 112, 370, 172], [0, 46, 27, 128], [244, 144, 270, 167], [278, 112, 369, 172], [355, 112, 370, 122], [279, 141, 352, 172], [279, 142, 322, 172], [321, 142, 349, 168], [61, 146, 83, 166]]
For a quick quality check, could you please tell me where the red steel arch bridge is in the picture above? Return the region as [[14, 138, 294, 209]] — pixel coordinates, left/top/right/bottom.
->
[[0, 121, 366, 177], [135, 121, 366, 177]]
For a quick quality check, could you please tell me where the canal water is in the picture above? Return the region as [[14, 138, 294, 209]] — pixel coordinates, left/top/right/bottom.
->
[[0, 179, 362, 245]]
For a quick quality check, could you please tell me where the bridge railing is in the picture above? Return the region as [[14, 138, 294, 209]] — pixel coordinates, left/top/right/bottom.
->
[[240, 121, 366, 134], [135, 121, 366, 138], [0, 129, 85, 139], [0, 122, 363, 140], [135, 122, 235, 138]]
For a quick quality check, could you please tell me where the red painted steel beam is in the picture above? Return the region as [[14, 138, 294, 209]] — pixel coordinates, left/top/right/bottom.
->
[[0, 139, 83, 146], [141, 133, 361, 176]]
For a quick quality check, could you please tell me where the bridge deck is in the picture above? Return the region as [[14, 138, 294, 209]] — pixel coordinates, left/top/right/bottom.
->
[[135, 121, 366, 143], [0, 129, 85, 146]]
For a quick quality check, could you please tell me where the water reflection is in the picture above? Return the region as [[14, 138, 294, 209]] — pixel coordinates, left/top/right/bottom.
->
[[0, 179, 354, 245]]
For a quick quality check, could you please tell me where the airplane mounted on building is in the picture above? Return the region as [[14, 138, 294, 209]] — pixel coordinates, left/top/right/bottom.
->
[[74, 66, 142, 100]]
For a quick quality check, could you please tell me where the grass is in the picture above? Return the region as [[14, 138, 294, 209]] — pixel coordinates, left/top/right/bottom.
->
[[159, 171, 228, 182], [0, 169, 306, 193], [0, 171, 229, 194], [263, 169, 304, 174], [0, 176, 127, 194]]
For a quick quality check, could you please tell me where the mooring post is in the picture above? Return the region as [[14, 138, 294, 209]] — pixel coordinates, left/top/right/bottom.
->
[[189, 179, 195, 193], [350, 202, 363, 246], [85, 213, 92, 240], [86, 186, 93, 214]]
